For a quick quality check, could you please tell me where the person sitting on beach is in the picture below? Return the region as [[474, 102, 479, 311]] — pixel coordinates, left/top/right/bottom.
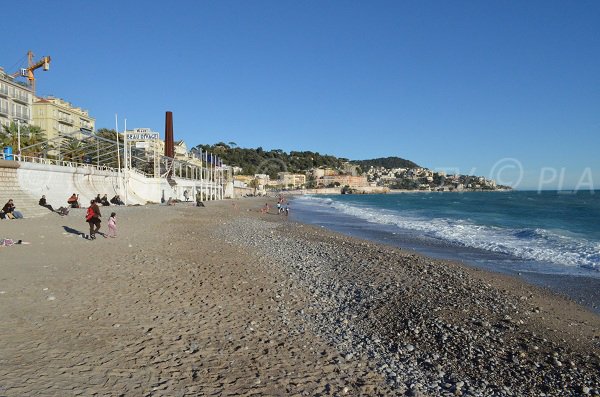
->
[[261, 203, 270, 214], [56, 206, 70, 216], [166, 197, 176, 206], [2, 199, 23, 219], [100, 194, 111, 206], [110, 195, 124, 205], [67, 193, 80, 208], [38, 195, 55, 212], [195, 192, 205, 207]]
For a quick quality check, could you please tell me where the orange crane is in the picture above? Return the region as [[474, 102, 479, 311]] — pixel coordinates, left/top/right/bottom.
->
[[11, 50, 51, 97]]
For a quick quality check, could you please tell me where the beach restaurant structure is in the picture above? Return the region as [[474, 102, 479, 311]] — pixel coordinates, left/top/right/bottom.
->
[[0, 114, 232, 216]]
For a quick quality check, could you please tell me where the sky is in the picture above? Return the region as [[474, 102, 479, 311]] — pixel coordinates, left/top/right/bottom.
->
[[2, 0, 599, 189]]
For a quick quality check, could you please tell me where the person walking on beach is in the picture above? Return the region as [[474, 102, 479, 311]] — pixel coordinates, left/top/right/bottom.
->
[[86, 200, 102, 240], [183, 190, 189, 202], [107, 212, 117, 238], [284, 204, 290, 216]]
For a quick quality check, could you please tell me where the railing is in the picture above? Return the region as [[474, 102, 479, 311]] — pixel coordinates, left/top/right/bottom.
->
[[0, 153, 226, 185], [58, 115, 74, 124], [0, 153, 117, 174], [12, 92, 29, 103]]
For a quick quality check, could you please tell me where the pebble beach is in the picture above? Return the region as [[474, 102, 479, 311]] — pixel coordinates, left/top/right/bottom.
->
[[0, 198, 599, 396]]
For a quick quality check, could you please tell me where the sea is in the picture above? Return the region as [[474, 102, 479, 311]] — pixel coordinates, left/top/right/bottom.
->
[[291, 191, 600, 311]]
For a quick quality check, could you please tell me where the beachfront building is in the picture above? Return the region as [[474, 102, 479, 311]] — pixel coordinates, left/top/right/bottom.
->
[[277, 172, 306, 188], [32, 96, 95, 140], [318, 175, 368, 188], [0, 67, 33, 130]]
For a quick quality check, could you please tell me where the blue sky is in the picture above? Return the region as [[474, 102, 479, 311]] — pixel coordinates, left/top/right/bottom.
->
[[2, 0, 599, 189]]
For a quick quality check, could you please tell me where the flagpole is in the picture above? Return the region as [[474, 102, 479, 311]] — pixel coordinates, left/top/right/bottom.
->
[[115, 114, 123, 201], [123, 118, 128, 206]]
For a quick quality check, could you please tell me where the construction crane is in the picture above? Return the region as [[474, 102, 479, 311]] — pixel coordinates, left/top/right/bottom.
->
[[11, 50, 51, 97]]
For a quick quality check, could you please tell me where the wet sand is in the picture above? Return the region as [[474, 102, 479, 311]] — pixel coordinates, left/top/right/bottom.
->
[[0, 198, 598, 396]]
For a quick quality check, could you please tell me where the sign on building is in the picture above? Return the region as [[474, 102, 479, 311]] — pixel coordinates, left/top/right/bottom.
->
[[126, 128, 160, 141]]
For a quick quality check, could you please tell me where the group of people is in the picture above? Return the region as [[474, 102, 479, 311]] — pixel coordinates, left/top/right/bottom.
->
[[85, 198, 117, 240], [67, 193, 124, 209], [276, 200, 290, 216], [260, 196, 290, 216], [95, 194, 124, 207], [39, 195, 70, 216], [0, 199, 23, 220]]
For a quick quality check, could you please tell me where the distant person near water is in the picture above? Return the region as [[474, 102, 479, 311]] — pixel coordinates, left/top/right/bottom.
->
[[86, 200, 102, 240]]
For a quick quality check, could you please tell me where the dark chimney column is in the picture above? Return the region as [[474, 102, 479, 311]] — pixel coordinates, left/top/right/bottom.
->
[[164, 111, 174, 158]]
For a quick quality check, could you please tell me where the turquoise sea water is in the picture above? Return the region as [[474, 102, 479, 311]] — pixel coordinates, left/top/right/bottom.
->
[[292, 191, 600, 277]]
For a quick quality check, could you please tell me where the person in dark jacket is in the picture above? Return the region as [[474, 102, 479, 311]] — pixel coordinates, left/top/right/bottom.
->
[[39, 195, 54, 212], [2, 199, 23, 219], [86, 200, 102, 240]]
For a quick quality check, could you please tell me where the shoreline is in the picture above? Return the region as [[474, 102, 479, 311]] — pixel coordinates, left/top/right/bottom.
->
[[288, 193, 600, 314], [1, 198, 599, 395]]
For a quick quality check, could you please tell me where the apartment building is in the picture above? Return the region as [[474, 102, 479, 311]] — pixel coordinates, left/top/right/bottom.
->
[[318, 175, 368, 188], [0, 68, 33, 130], [277, 172, 307, 188], [32, 96, 95, 140]]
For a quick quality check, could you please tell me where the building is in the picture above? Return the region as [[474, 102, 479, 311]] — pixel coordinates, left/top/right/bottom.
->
[[32, 96, 94, 140], [318, 175, 368, 188], [0, 67, 33, 130], [277, 172, 306, 188]]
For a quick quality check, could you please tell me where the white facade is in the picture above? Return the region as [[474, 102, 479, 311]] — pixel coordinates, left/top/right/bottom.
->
[[0, 68, 33, 130]]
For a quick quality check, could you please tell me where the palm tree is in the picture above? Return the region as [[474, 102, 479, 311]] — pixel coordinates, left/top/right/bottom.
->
[[1, 122, 49, 157], [248, 177, 259, 196], [59, 137, 86, 163]]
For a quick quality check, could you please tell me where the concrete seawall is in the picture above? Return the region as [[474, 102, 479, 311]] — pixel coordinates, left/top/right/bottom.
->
[[0, 161, 227, 217]]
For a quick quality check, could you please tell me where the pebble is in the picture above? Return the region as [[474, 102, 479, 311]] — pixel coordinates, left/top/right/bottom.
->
[[218, 217, 600, 397]]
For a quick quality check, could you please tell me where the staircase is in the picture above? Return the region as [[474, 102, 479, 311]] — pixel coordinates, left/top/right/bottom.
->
[[0, 161, 51, 218]]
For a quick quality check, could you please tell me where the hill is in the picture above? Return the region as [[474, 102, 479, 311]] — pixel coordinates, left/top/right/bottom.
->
[[192, 143, 420, 178], [192, 143, 347, 178], [353, 156, 420, 170]]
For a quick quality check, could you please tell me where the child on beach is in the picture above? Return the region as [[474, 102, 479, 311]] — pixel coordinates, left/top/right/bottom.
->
[[107, 212, 117, 238]]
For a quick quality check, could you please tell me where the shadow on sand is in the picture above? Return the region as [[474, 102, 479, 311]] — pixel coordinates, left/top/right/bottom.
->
[[62, 226, 86, 238]]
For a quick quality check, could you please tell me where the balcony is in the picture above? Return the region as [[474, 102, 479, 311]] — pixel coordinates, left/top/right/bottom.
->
[[13, 111, 29, 121], [58, 115, 74, 125], [0, 106, 8, 116], [12, 92, 30, 104], [0, 86, 8, 97]]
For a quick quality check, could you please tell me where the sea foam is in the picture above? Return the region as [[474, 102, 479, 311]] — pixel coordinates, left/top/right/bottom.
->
[[297, 196, 600, 272]]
